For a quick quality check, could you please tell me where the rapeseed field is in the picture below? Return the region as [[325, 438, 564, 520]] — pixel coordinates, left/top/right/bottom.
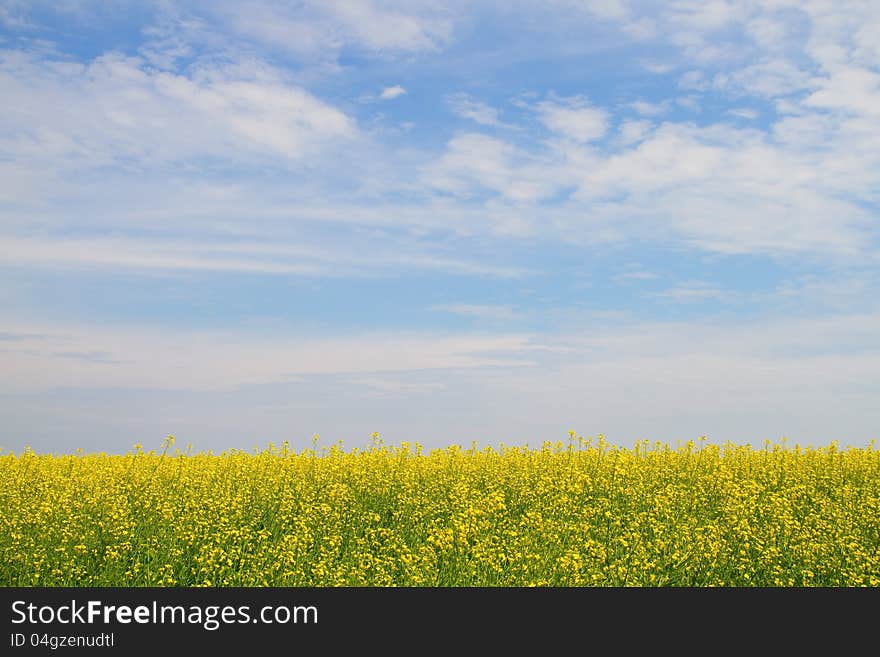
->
[[2, 434, 878, 586]]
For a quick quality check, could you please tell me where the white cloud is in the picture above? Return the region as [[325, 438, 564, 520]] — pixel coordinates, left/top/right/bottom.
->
[[575, 124, 727, 200], [726, 107, 758, 119], [805, 67, 880, 118], [0, 50, 356, 168], [0, 321, 543, 393], [773, 274, 875, 312], [0, 1, 33, 30], [347, 377, 445, 397], [423, 133, 517, 197], [379, 84, 406, 100], [5, 312, 880, 449], [744, 15, 792, 51], [629, 100, 670, 116], [561, 118, 878, 257], [615, 269, 660, 282], [664, 1, 751, 64], [617, 120, 654, 144], [536, 97, 609, 142], [423, 133, 569, 203], [318, 0, 452, 52], [678, 70, 709, 91], [446, 93, 503, 126], [527, 0, 632, 25], [209, 0, 453, 58], [622, 16, 657, 40], [641, 60, 675, 74], [430, 304, 522, 321], [653, 281, 730, 303], [4, 1, 880, 281], [0, 236, 327, 276], [580, 0, 630, 21], [713, 60, 815, 98], [668, 0, 746, 32], [853, 15, 880, 66], [415, 84, 880, 257], [0, 235, 525, 279]]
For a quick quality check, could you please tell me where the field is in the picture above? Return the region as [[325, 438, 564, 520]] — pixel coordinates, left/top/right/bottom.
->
[[2, 435, 878, 587]]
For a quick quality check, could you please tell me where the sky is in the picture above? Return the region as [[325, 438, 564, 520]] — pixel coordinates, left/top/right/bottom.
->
[[1, 0, 879, 454]]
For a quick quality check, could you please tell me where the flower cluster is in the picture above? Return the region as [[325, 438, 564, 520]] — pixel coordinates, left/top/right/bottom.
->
[[1, 436, 877, 586]]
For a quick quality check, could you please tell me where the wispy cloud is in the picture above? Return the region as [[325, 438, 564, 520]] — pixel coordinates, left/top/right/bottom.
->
[[617, 119, 654, 145], [347, 377, 445, 397], [5, 312, 880, 450], [52, 351, 131, 365], [379, 85, 406, 100], [726, 107, 758, 119], [446, 93, 504, 127], [0, 50, 356, 169], [422, 132, 568, 203], [535, 96, 608, 142], [652, 281, 732, 303], [641, 60, 675, 74], [0, 236, 526, 279], [0, 321, 544, 393], [628, 100, 670, 117], [205, 0, 453, 59], [430, 304, 522, 321], [614, 269, 660, 282], [0, 331, 48, 341]]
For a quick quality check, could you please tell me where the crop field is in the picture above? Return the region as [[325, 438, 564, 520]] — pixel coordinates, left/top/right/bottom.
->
[[1, 435, 878, 587]]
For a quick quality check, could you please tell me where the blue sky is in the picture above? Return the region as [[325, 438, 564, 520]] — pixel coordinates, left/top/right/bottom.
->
[[2, 1, 879, 453]]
